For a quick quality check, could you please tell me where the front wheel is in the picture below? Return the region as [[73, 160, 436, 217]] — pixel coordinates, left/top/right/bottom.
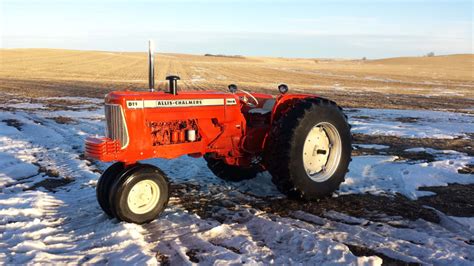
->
[[264, 98, 352, 200], [108, 164, 169, 224], [97, 162, 125, 217]]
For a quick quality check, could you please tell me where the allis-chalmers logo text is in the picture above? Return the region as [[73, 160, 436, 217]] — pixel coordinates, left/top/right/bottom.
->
[[156, 100, 203, 106]]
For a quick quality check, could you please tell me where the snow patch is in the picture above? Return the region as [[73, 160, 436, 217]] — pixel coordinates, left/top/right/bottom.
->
[[6, 103, 46, 110], [191, 75, 206, 83], [342, 154, 473, 199], [449, 216, 474, 232], [0, 152, 39, 187], [356, 144, 390, 150], [349, 108, 474, 139]]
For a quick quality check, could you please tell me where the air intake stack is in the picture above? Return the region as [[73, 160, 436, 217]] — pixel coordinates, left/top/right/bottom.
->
[[166, 75, 180, 95]]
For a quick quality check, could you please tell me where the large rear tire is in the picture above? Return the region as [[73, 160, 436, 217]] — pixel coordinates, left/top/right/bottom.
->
[[204, 154, 262, 182], [264, 98, 352, 200]]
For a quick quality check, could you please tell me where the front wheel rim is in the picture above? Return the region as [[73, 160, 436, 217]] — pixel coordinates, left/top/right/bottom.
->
[[302, 122, 342, 182], [127, 180, 161, 214]]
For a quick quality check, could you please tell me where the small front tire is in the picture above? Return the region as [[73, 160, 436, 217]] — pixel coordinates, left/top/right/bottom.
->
[[97, 162, 125, 217], [108, 164, 169, 224]]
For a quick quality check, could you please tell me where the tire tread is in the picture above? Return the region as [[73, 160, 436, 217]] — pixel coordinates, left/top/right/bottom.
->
[[264, 98, 352, 199]]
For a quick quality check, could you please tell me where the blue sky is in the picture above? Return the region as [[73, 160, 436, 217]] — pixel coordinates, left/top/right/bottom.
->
[[1, 0, 472, 58]]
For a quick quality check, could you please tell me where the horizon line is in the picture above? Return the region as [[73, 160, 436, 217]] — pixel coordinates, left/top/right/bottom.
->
[[1, 47, 472, 61]]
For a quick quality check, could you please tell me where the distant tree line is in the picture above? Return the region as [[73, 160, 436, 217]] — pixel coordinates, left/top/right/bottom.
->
[[204, 54, 245, 59]]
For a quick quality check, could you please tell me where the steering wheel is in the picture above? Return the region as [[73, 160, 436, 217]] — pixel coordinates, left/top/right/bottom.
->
[[239, 89, 259, 107]]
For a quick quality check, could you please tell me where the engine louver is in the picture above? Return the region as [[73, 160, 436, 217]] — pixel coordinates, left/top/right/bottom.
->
[[105, 104, 129, 149]]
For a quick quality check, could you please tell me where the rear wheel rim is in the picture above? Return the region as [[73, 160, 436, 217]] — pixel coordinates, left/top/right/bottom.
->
[[302, 122, 342, 182], [127, 180, 160, 214]]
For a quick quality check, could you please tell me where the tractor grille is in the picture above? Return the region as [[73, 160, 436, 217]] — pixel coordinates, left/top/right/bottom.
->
[[105, 104, 129, 149]]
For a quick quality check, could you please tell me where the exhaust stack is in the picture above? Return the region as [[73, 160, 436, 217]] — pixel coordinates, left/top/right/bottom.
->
[[148, 40, 155, 92]]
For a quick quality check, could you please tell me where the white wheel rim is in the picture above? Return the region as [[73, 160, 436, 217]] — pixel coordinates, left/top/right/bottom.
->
[[302, 122, 342, 182], [127, 180, 160, 214]]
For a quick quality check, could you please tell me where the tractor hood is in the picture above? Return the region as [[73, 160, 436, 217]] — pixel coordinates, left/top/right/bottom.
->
[[105, 91, 239, 109]]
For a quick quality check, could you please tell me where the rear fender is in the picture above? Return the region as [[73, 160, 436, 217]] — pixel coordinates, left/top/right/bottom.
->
[[270, 93, 320, 123], [260, 93, 320, 152]]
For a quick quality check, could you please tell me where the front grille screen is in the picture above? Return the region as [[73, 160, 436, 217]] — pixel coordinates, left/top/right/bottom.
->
[[105, 104, 129, 149]]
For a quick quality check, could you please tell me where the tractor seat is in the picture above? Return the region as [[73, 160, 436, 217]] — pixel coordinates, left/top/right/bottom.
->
[[248, 99, 276, 115]]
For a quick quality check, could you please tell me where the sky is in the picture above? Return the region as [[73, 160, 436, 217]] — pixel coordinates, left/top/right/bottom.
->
[[1, 0, 472, 58]]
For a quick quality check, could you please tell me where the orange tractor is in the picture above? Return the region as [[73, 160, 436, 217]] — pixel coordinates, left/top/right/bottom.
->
[[85, 42, 352, 224]]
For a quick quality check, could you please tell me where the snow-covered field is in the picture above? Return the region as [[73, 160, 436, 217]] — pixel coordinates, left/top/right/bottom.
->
[[0, 97, 473, 264]]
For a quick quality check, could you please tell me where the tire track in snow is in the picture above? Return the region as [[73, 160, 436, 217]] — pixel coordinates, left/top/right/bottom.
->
[[149, 184, 472, 264]]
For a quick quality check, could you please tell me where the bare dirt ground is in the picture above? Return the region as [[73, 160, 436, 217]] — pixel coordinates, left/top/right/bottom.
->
[[1, 49, 473, 111]]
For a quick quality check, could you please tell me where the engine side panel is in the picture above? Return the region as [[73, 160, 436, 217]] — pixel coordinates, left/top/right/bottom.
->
[[100, 91, 245, 163]]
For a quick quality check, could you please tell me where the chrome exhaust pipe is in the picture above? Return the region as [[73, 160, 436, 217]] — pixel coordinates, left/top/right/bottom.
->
[[148, 40, 155, 92]]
